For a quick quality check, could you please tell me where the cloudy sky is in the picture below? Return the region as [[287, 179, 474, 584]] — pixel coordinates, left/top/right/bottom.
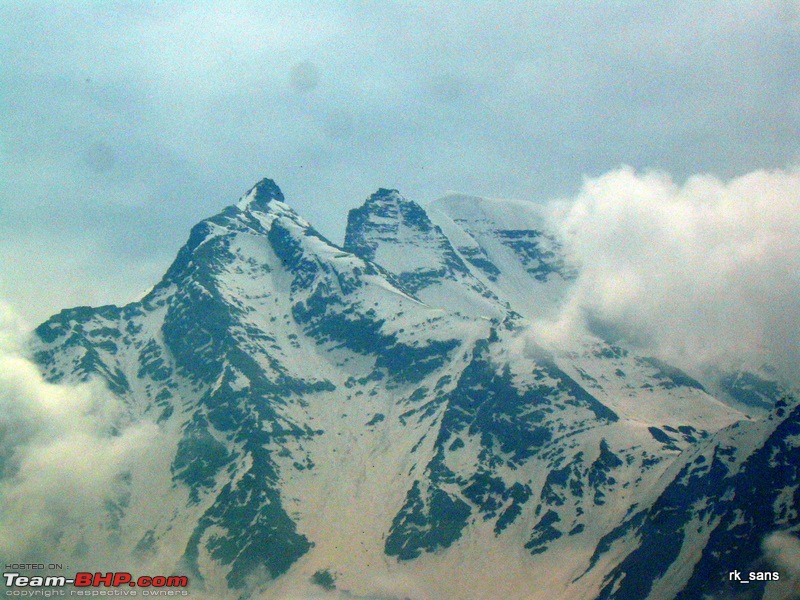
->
[[1, 1, 799, 328]]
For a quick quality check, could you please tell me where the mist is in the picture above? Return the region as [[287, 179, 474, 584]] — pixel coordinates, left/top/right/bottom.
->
[[0, 303, 160, 567], [545, 165, 800, 384]]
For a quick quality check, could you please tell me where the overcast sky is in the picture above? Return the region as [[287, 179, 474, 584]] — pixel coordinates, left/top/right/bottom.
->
[[1, 1, 799, 327]]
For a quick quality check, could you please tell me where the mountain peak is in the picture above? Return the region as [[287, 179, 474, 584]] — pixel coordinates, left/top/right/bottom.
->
[[369, 188, 402, 201], [237, 178, 285, 211], [344, 188, 432, 262]]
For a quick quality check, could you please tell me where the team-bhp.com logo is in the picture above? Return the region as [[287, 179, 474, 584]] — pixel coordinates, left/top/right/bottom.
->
[[4, 572, 189, 589]]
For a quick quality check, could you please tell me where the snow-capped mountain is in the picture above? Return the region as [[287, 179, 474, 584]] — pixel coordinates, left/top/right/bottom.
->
[[343, 188, 507, 319], [27, 179, 797, 599]]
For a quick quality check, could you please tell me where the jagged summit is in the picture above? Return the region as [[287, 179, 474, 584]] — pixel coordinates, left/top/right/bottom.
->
[[237, 177, 285, 211], [344, 188, 433, 262], [369, 187, 401, 200], [342, 187, 510, 317]]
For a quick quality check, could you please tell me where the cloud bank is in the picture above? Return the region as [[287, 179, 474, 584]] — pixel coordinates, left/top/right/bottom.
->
[[0, 303, 159, 566], [547, 165, 800, 383]]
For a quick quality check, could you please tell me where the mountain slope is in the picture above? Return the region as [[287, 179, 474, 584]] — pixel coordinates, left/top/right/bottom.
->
[[26, 178, 797, 600], [427, 193, 577, 320]]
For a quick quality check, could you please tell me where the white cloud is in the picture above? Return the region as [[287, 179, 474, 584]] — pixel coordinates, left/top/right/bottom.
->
[[0, 302, 159, 564], [761, 531, 800, 599], [547, 165, 800, 382], [763, 531, 800, 578]]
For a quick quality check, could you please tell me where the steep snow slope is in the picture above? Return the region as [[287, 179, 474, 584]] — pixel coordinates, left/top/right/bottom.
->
[[578, 397, 800, 600], [427, 193, 576, 321]]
